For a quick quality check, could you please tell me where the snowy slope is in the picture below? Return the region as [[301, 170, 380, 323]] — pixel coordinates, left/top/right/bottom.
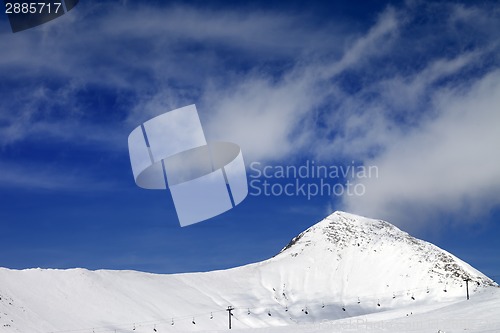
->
[[0, 211, 497, 333], [228, 288, 500, 333]]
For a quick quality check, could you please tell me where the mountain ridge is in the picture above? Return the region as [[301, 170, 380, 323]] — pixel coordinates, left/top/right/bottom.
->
[[0, 211, 497, 332]]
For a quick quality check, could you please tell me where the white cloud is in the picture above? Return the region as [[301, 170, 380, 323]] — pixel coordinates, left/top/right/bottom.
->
[[198, 7, 401, 163], [0, 3, 346, 147], [322, 6, 400, 78], [1, 1, 499, 231], [201, 69, 321, 162], [341, 69, 500, 231]]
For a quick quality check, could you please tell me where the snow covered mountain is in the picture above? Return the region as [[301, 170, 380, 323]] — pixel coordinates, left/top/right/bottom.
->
[[0, 211, 496, 333]]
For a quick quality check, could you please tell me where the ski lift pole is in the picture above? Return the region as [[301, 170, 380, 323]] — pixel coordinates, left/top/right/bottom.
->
[[464, 278, 471, 300], [227, 306, 234, 329]]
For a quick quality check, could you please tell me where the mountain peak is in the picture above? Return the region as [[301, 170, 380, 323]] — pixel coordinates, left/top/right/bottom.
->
[[279, 211, 398, 254], [277, 211, 496, 289]]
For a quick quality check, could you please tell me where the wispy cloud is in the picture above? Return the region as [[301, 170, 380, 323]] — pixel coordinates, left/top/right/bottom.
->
[[0, 1, 499, 230], [334, 3, 500, 230], [341, 69, 500, 231], [0, 3, 344, 147]]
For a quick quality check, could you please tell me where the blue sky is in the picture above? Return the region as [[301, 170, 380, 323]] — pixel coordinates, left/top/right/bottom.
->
[[1, 0, 499, 281]]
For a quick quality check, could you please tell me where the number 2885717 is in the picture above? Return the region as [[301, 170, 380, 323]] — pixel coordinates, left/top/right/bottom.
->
[[5, 2, 62, 14]]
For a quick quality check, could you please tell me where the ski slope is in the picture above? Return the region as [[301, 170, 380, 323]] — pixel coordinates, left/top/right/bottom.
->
[[229, 288, 500, 333], [0, 211, 498, 332]]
